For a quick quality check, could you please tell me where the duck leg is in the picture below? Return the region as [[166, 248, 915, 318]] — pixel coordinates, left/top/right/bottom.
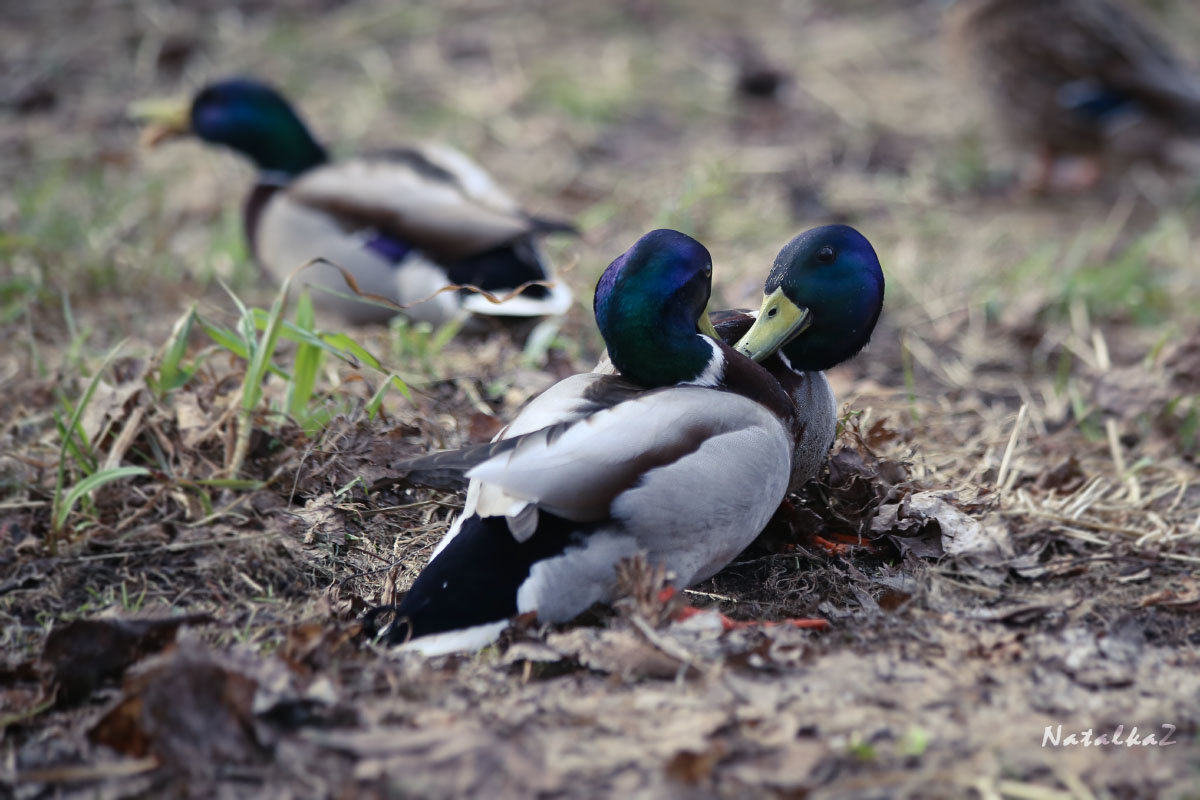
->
[[657, 587, 830, 632], [772, 497, 878, 557], [1055, 155, 1103, 192], [1021, 144, 1058, 195]]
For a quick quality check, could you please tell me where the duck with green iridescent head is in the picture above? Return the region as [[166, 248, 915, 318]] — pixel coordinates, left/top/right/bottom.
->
[[378, 229, 796, 654], [134, 78, 574, 324], [594, 224, 884, 493], [945, 0, 1200, 192]]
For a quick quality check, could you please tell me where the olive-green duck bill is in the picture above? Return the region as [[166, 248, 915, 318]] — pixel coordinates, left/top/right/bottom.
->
[[733, 288, 812, 362], [698, 305, 720, 341], [128, 97, 191, 147]]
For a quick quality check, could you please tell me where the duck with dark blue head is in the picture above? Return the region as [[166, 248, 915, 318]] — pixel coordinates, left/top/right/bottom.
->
[[724, 224, 884, 490], [380, 229, 796, 654], [134, 78, 575, 323]]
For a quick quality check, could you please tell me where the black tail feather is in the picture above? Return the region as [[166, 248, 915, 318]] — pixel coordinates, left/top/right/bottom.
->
[[525, 214, 580, 237], [444, 237, 551, 299], [382, 512, 577, 643]]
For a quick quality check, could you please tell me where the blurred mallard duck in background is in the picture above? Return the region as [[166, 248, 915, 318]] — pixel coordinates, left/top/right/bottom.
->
[[381, 229, 797, 653], [133, 78, 575, 324], [945, 0, 1200, 192]]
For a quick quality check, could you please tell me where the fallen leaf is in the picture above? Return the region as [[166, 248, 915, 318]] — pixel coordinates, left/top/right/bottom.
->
[[726, 740, 828, 790], [41, 615, 211, 706], [467, 412, 504, 443], [1137, 578, 1200, 611], [1036, 456, 1087, 494], [279, 622, 362, 673], [90, 647, 262, 772], [908, 493, 1010, 557], [296, 492, 345, 546], [545, 628, 689, 680], [174, 390, 216, 449], [664, 741, 726, 784], [79, 380, 143, 444]]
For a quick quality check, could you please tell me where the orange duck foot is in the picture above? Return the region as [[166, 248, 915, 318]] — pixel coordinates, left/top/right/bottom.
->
[[656, 587, 830, 632]]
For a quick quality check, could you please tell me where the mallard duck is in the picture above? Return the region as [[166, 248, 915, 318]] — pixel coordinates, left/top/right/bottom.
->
[[133, 78, 574, 324], [381, 229, 796, 653], [731, 224, 884, 488], [945, 0, 1200, 191], [595, 224, 884, 493]]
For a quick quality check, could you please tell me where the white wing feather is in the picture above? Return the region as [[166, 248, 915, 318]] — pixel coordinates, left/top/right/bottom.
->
[[286, 149, 534, 259], [468, 385, 789, 524]]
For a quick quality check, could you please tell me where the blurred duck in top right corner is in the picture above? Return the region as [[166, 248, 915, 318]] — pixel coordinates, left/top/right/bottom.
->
[[944, 0, 1200, 193]]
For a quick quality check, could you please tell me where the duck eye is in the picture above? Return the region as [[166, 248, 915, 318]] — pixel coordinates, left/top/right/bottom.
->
[[816, 246, 836, 264]]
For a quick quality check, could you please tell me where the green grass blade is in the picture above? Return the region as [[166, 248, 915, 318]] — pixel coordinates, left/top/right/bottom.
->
[[51, 339, 128, 538], [156, 303, 198, 396], [366, 373, 397, 420], [52, 405, 96, 475], [429, 315, 464, 355], [182, 478, 266, 490], [197, 317, 251, 359], [196, 316, 289, 380], [54, 465, 149, 530], [227, 275, 292, 476], [321, 332, 384, 370], [285, 291, 324, 421], [387, 374, 412, 402], [242, 279, 290, 413]]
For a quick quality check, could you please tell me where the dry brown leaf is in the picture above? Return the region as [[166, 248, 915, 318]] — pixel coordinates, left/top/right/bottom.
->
[[1036, 456, 1087, 494], [546, 628, 689, 680], [1137, 578, 1200, 611], [664, 741, 727, 784], [297, 492, 346, 546], [466, 411, 504, 443], [40, 615, 211, 706], [90, 647, 263, 772], [726, 740, 828, 790], [174, 390, 217, 449], [906, 493, 1010, 557], [79, 380, 143, 443]]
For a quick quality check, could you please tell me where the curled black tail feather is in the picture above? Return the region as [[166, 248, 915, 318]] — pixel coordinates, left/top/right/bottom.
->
[[374, 512, 578, 644], [525, 214, 579, 237]]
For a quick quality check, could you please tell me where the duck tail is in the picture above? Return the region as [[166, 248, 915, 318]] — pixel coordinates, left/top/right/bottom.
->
[[525, 213, 580, 237], [452, 238, 575, 317], [379, 514, 521, 645]]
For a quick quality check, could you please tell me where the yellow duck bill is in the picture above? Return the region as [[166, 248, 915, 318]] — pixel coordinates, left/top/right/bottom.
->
[[698, 304, 720, 340], [733, 288, 812, 362], [128, 96, 191, 146]]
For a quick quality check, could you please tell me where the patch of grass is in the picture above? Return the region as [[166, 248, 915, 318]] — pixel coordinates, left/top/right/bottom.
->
[[199, 205, 256, 291], [528, 69, 634, 125], [12, 162, 171, 295], [49, 338, 139, 549], [389, 315, 464, 376], [45, 278, 417, 538], [981, 214, 1194, 329]]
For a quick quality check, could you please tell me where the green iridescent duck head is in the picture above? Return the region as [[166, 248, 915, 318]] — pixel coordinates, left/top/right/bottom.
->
[[593, 229, 722, 388], [133, 78, 327, 177]]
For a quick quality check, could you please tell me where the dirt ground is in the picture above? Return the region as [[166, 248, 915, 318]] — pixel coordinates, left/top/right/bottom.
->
[[3, 0, 1200, 797]]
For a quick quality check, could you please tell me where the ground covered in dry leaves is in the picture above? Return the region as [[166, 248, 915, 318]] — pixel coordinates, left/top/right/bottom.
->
[[3, 0, 1200, 797]]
